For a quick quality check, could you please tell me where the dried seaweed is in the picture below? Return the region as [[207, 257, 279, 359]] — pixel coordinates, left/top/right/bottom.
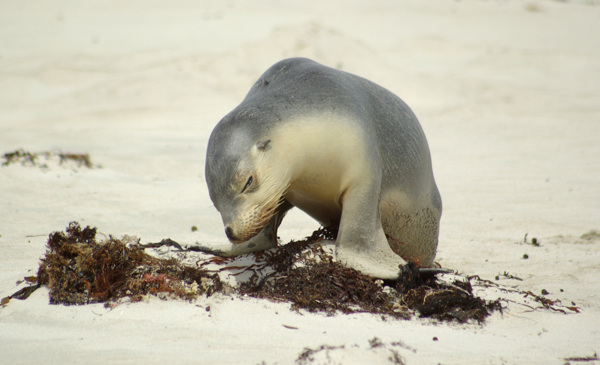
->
[[2, 149, 38, 166], [5, 223, 574, 325], [35, 222, 222, 306], [395, 266, 502, 322], [238, 228, 500, 322], [2, 149, 94, 169], [241, 249, 407, 318], [466, 275, 581, 315], [564, 353, 599, 364], [296, 337, 411, 365], [239, 228, 403, 317], [296, 344, 346, 365]]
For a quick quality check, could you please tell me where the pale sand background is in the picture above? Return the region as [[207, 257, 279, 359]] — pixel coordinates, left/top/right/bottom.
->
[[1, 0, 599, 364]]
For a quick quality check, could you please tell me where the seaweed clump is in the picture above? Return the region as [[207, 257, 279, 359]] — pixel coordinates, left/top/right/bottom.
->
[[238, 227, 398, 317], [395, 264, 502, 322], [238, 227, 501, 322], [36, 222, 222, 305], [240, 246, 407, 318]]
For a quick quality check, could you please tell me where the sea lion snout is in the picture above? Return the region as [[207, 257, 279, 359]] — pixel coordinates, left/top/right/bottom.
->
[[224, 226, 237, 242]]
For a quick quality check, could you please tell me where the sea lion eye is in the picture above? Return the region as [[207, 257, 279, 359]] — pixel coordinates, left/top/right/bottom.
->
[[241, 176, 253, 193]]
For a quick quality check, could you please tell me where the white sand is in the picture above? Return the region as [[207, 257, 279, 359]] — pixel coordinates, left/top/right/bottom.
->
[[1, 0, 599, 363]]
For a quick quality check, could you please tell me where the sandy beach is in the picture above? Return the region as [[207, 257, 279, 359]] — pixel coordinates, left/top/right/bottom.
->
[[1, 0, 599, 363]]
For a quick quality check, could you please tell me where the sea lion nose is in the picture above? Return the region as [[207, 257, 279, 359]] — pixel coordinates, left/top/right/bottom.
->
[[225, 226, 236, 241]]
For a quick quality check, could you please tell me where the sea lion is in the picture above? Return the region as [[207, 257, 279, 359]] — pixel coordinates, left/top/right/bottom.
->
[[203, 57, 442, 279]]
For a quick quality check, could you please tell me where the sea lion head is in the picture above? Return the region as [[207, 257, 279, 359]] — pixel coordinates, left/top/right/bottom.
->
[[205, 122, 289, 244]]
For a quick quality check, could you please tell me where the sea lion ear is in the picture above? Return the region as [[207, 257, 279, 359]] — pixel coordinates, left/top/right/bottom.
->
[[256, 139, 271, 151]]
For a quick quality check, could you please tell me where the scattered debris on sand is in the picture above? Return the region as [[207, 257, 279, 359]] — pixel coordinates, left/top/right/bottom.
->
[[2, 149, 95, 169], [296, 344, 347, 365], [3, 223, 579, 322], [563, 352, 599, 364], [296, 337, 414, 365]]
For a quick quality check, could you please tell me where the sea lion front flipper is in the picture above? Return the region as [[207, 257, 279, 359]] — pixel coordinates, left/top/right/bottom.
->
[[334, 178, 407, 279], [190, 224, 278, 257]]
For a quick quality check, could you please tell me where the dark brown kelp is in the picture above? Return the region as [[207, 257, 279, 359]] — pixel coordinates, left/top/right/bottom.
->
[[36, 222, 222, 306]]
